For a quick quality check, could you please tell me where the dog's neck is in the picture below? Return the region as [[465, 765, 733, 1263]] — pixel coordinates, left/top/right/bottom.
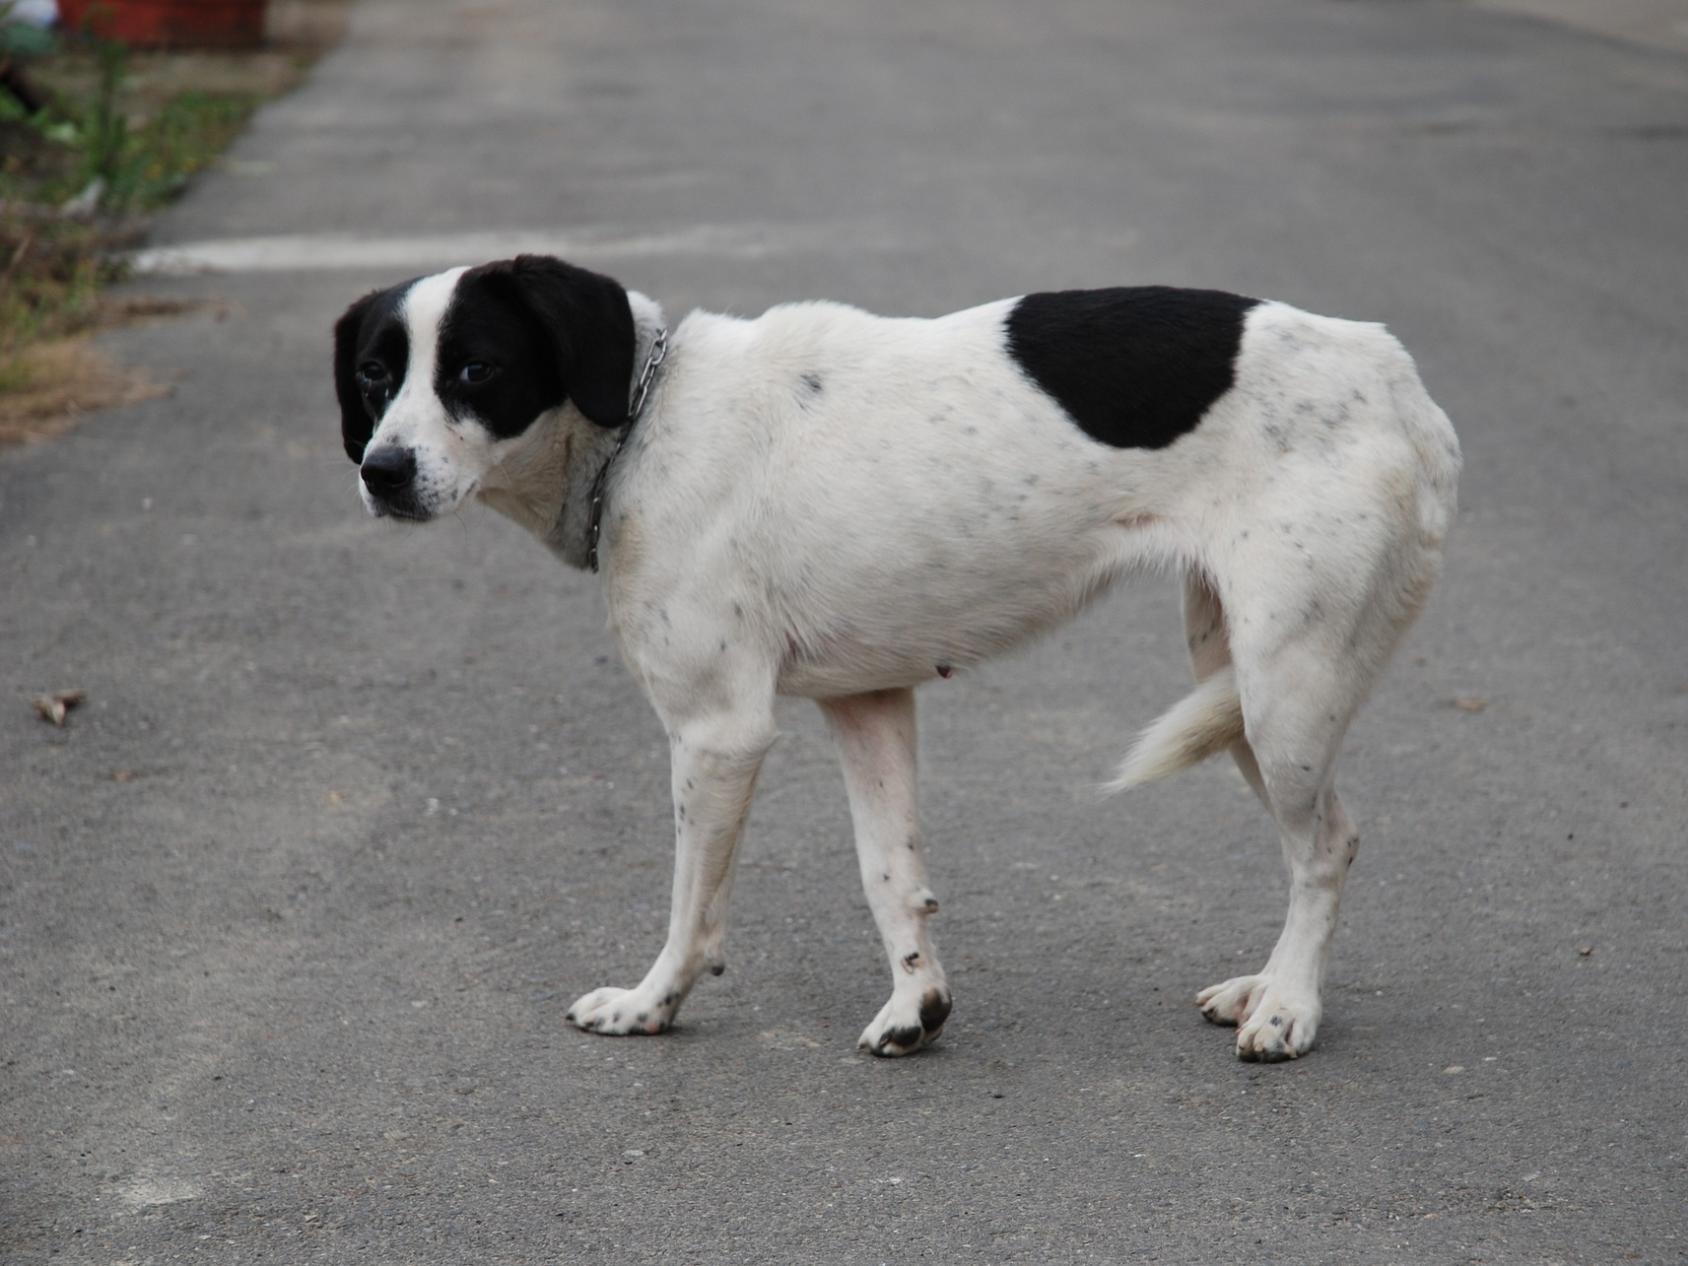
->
[[476, 290, 666, 570]]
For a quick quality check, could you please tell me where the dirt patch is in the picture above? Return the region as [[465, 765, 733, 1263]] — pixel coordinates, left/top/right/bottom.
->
[[0, 290, 232, 446], [0, 332, 171, 446], [101, 292, 231, 324], [267, 0, 353, 52]]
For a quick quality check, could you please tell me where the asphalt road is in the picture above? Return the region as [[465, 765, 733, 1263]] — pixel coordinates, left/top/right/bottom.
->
[[4, 1, 1686, 1262]]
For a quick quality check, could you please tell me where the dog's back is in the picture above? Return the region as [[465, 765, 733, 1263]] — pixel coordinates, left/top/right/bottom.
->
[[609, 294, 1458, 710]]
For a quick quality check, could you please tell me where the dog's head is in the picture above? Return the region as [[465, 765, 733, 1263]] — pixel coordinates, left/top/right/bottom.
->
[[333, 255, 634, 521]]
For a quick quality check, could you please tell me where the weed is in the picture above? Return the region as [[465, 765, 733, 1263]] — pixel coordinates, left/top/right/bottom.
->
[[0, 218, 118, 369], [126, 90, 257, 208], [1, 2, 345, 436], [1, 27, 254, 384]]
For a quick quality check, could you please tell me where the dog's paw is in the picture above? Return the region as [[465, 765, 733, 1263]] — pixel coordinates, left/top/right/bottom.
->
[[1195, 973, 1270, 1026], [1198, 975, 1319, 1061], [858, 986, 951, 1057], [565, 984, 679, 1036], [1233, 984, 1319, 1061]]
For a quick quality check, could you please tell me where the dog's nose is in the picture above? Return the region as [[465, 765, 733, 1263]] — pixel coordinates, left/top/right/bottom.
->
[[361, 446, 416, 495]]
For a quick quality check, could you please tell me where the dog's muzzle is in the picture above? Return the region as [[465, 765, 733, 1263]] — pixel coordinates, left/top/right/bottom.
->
[[360, 445, 428, 520]]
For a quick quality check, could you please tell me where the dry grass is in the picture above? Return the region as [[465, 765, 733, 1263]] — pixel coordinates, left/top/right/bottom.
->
[[0, 292, 228, 445], [0, 334, 169, 446], [0, 0, 350, 449]]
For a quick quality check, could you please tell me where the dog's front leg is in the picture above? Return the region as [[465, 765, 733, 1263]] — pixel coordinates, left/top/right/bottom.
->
[[820, 688, 951, 1056], [567, 706, 775, 1036]]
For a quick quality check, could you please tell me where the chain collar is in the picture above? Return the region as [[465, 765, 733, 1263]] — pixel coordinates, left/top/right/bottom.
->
[[586, 326, 668, 574]]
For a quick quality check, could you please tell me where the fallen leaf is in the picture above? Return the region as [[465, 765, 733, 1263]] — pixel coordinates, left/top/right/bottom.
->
[[1577, 945, 1595, 957], [112, 769, 137, 783], [1452, 696, 1487, 713], [31, 689, 86, 726]]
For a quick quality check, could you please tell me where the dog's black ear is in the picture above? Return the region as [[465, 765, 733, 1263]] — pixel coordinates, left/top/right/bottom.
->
[[334, 290, 379, 462], [505, 255, 635, 428]]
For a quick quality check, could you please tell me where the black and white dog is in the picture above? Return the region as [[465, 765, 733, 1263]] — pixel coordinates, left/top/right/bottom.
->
[[333, 257, 1459, 1061]]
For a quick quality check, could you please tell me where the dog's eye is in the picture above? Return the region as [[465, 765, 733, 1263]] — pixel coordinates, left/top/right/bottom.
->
[[459, 362, 497, 385], [356, 361, 388, 389]]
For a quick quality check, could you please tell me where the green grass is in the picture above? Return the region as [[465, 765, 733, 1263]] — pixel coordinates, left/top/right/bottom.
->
[[125, 89, 258, 208], [0, 35, 258, 375], [0, 40, 260, 210], [0, 218, 113, 381]]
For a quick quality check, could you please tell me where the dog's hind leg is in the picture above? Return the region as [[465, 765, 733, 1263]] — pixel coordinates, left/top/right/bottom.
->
[[1193, 630, 1365, 1059], [1192, 535, 1432, 1060], [567, 702, 775, 1037], [1180, 572, 1323, 1051], [820, 688, 951, 1056]]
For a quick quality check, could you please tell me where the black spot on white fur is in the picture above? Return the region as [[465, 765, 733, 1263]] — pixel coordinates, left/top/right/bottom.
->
[[440, 257, 635, 435], [333, 279, 417, 462], [1004, 287, 1258, 450]]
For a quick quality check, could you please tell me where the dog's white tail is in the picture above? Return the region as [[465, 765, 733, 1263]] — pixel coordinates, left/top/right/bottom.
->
[[1104, 667, 1246, 793]]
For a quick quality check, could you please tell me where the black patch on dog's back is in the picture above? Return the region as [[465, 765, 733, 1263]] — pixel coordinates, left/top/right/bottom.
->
[[1005, 287, 1259, 450]]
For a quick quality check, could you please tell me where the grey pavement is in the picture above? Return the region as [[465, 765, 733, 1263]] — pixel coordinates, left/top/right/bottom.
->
[[1477, 0, 1688, 54], [4, 0, 1687, 1262]]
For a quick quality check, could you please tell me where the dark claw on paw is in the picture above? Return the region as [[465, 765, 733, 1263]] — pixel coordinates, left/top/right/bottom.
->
[[918, 988, 952, 1033], [877, 1024, 925, 1053]]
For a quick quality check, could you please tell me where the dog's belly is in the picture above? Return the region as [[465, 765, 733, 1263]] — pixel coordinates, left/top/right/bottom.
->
[[771, 516, 1139, 698]]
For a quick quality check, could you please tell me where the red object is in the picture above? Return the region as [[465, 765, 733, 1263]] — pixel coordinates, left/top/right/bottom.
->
[[58, 0, 268, 48]]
